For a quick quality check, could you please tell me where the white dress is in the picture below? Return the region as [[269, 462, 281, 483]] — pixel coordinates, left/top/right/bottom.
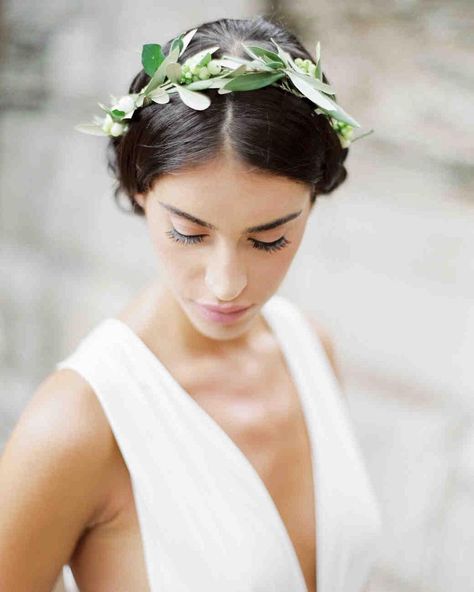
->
[[56, 293, 383, 592]]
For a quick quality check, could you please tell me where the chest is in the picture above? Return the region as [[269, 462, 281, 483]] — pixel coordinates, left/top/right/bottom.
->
[[70, 359, 317, 592]]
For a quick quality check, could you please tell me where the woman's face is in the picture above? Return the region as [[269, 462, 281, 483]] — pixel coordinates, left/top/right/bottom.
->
[[134, 151, 313, 346]]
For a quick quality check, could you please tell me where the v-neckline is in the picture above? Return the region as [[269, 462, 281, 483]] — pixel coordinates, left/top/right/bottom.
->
[[105, 296, 319, 592]]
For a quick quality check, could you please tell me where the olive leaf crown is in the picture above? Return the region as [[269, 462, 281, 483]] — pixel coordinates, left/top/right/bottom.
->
[[75, 27, 373, 149]]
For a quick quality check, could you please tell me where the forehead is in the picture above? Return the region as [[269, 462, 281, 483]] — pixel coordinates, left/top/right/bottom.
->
[[148, 153, 310, 223]]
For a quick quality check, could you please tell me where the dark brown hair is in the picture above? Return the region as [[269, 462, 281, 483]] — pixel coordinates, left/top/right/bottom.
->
[[107, 14, 350, 216]]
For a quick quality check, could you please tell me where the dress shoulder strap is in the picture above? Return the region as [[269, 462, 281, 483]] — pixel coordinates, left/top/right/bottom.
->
[[262, 293, 343, 399], [264, 294, 384, 590], [264, 293, 380, 500], [54, 319, 162, 488]]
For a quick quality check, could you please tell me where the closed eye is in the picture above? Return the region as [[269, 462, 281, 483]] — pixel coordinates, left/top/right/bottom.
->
[[165, 228, 291, 253]]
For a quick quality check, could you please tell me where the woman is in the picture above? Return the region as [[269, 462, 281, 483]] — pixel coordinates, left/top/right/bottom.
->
[[0, 14, 382, 592]]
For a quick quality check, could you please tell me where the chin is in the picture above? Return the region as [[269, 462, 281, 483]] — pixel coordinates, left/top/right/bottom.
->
[[202, 326, 255, 343]]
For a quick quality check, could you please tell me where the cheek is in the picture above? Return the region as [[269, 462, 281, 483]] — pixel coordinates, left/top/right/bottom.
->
[[147, 222, 201, 282], [246, 239, 300, 292]]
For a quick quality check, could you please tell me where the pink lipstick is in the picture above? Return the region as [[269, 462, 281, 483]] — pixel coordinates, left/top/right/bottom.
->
[[194, 302, 253, 324]]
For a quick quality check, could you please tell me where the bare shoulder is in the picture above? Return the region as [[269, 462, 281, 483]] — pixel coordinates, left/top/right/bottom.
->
[[0, 369, 121, 589], [300, 309, 345, 396], [16, 369, 115, 461], [2, 368, 119, 528]]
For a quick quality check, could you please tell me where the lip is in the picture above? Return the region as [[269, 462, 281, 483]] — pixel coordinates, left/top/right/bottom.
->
[[193, 301, 253, 325], [197, 302, 252, 314]]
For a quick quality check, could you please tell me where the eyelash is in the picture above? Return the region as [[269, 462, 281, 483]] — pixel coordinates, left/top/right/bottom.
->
[[165, 228, 291, 253]]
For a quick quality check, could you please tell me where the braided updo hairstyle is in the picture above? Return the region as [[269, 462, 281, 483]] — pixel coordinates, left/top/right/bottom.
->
[[107, 14, 349, 216]]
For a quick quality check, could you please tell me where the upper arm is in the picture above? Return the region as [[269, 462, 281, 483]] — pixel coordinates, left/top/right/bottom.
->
[[303, 311, 346, 396], [0, 369, 117, 591]]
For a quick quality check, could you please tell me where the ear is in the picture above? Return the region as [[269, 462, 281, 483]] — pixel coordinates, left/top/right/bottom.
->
[[134, 192, 146, 209]]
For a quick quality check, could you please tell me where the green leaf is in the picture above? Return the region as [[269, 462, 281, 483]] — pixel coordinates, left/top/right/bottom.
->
[[219, 54, 254, 68], [198, 52, 212, 67], [222, 71, 284, 91], [185, 68, 232, 90], [174, 85, 211, 110], [240, 43, 274, 66], [261, 60, 284, 70], [286, 71, 337, 111], [185, 46, 220, 69], [97, 101, 111, 114], [314, 41, 322, 80], [245, 60, 276, 73], [287, 70, 335, 95], [315, 62, 322, 81], [320, 101, 361, 127], [148, 87, 170, 104], [269, 38, 293, 67], [110, 109, 126, 119], [186, 77, 232, 91], [141, 44, 165, 77], [166, 62, 182, 83], [144, 45, 180, 92], [74, 123, 108, 136], [224, 56, 272, 73], [226, 64, 248, 77], [244, 45, 285, 66], [315, 41, 321, 65], [179, 28, 198, 57], [170, 35, 183, 54], [269, 39, 303, 74]]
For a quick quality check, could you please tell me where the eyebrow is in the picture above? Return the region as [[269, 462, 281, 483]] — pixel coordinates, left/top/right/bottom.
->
[[158, 201, 303, 233]]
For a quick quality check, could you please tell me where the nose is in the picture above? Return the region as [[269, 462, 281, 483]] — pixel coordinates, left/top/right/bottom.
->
[[204, 241, 247, 302]]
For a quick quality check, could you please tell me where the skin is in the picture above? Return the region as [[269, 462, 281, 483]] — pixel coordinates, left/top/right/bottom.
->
[[0, 148, 344, 592], [131, 148, 313, 357]]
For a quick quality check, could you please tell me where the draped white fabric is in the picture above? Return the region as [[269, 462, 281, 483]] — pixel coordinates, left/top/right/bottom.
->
[[58, 293, 383, 592]]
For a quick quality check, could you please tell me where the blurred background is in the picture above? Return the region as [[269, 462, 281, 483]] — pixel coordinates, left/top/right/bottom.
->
[[1, 1, 473, 591]]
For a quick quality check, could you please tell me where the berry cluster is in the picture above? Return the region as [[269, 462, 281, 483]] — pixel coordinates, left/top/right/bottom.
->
[[101, 113, 129, 137], [294, 57, 319, 78], [329, 118, 354, 148], [178, 59, 223, 84]]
